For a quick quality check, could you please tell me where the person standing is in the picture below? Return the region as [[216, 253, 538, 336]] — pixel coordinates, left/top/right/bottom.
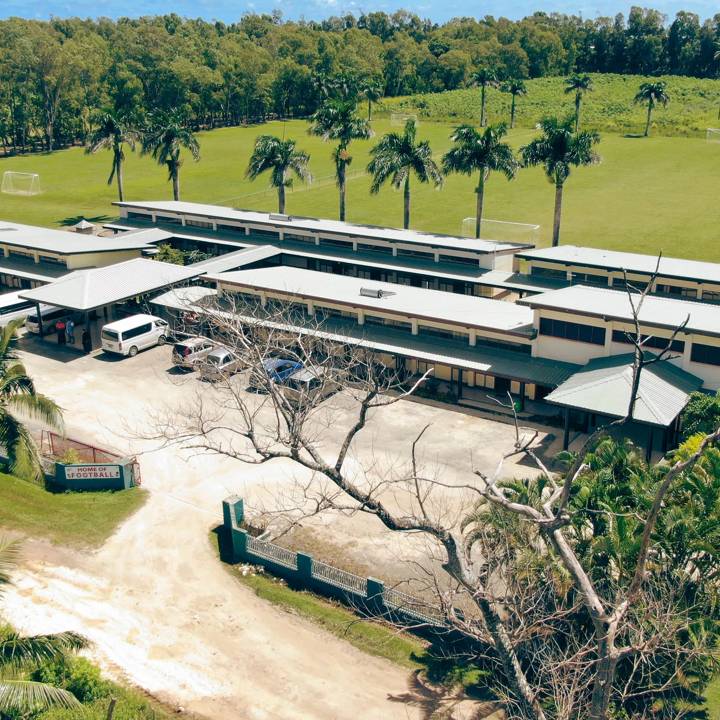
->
[[82, 328, 92, 353], [65, 317, 75, 345], [55, 319, 66, 345]]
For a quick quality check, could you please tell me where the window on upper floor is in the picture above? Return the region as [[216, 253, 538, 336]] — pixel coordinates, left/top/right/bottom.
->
[[690, 343, 720, 366], [611, 329, 684, 353], [539, 317, 606, 345]]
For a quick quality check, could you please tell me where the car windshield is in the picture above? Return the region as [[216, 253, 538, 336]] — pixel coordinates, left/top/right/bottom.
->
[[208, 354, 226, 366], [174, 343, 191, 356], [102, 329, 119, 341]]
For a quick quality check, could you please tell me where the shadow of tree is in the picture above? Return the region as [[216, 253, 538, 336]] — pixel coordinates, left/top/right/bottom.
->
[[57, 214, 113, 227]]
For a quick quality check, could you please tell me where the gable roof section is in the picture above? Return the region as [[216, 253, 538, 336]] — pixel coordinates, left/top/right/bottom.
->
[[544, 354, 703, 426], [18, 258, 199, 311]]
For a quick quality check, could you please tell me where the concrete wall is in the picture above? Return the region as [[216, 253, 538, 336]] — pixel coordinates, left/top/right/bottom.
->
[[67, 249, 143, 270], [54, 460, 136, 490]]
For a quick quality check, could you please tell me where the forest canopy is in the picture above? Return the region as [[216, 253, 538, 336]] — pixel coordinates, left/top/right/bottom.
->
[[1, 8, 719, 151]]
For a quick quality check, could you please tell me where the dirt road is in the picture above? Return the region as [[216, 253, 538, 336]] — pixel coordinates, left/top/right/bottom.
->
[[3, 339, 547, 718]]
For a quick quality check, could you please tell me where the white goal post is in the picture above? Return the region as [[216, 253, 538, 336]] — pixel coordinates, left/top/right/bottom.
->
[[390, 112, 419, 127], [461, 217, 540, 245], [706, 128, 720, 144], [1, 172, 41, 196]]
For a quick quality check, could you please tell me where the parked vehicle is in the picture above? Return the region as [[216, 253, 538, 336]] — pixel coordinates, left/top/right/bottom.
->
[[172, 336, 216, 371], [0, 292, 39, 328], [25, 305, 74, 335], [199, 346, 244, 382], [280, 366, 341, 406], [249, 357, 303, 390], [101, 314, 169, 357]]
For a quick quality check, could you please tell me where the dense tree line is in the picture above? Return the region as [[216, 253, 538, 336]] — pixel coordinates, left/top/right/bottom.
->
[[0, 8, 718, 153]]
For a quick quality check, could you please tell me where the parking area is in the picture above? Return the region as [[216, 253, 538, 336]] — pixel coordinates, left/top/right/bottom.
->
[[5, 335, 556, 718]]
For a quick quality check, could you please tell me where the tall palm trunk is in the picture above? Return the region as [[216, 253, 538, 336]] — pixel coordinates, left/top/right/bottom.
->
[[475, 169, 486, 239], [367, 98, 372, 122], [338, 160, 346, 222], [510, 96, 517, 129], [552, 180, 564, 247], [575, 93, 581, 132], [170, 163, 180, 201], [114, 148, 125, 202], [480, 86, 487, 127], [644, 99, 654, 137], [403, 174, 410, 229], [278, 183, 286, 214]]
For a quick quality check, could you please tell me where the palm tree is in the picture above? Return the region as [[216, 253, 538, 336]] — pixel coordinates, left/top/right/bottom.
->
[[473, 68, 498, 127], [442, 123, 518, 239], [367, 119, 443, 230], [246, 135, 312, 214], [141, 110, 200, 201], [521, 116, 600, 247], [0, 319, 63, 481], [309, 99, 372, 221], [0, 539, 86, 713], [564, 74, 593, 132], [359, 78, 383, 121], [85, 112, 139, 202], [501, 79, 527, 129], [634, 81, 670, 137]]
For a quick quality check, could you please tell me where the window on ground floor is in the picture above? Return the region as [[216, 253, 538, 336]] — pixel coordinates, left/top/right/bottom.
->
[[690, 342, 720, 366]]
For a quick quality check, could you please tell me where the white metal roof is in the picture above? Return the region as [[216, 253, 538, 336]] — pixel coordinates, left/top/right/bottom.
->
[[209, 266, 535, 337], [520, 285, 720, 337], [189, 246, 281, 274], [516, 245, 720, 285], [0, 220, 154, 254], [18, 258, 199, 311], [116, 200, 532, 254], [545, 354, 703, 426]]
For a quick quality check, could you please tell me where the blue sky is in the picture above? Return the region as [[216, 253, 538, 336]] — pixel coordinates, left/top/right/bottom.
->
[[2, 0, 718, 23]]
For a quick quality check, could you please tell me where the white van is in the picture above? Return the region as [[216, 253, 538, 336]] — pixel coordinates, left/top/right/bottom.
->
[[101, 314, 169, 357], [0, 292, 38, 328], [26, 305, 74, 335]]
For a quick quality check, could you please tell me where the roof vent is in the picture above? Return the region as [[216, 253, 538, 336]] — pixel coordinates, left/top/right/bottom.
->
[[360, 287, 395, 299], [269, 213, 291, 222]]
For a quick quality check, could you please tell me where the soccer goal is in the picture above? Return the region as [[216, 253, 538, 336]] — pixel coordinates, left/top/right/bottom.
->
[[1, 172, 41, 196], [461, 217, 540, 245], [706, 128, 720, 144], [390, 112, 419, 127]]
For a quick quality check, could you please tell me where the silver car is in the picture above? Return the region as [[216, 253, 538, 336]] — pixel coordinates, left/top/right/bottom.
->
[[199, 346, 244, 382], [280, 366, 341, 407], [172, 337, 216, 371]]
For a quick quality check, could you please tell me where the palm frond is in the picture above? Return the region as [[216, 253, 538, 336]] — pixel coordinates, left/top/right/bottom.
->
[[0, 631, 87, 671], [0, 680, 81, 712], [0, 538, 21, 594]]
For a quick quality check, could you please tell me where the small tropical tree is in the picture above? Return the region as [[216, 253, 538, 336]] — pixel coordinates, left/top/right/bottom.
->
[[85, 112, 139, 202], [0, 539, 86, 713], [0, 319, 63, 481], [473, 68, 498, 127], [246, 135, 312, 214], [564, 74, 593, 132], [501, 79, 527, 129], [309, 99, 372, 221], [521, 115, 600, 247], [442, 123, 518, 239], [141, 110, 200, 201], [634, 81, 670, 137], [367, 119, 443, 230], [359, 78, 383, 121]]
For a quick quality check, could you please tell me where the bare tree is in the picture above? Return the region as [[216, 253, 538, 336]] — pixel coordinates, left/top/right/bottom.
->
[[144, 273, 720, 720]]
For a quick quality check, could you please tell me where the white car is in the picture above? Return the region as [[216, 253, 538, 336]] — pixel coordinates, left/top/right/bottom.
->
[[101, 314, 169, 357]]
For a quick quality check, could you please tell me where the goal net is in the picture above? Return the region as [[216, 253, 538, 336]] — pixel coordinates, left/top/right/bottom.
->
[[390, 113, 419, 127], [462, 217, 540, 245], [706, 128, 720, 144], [1, 172, 40, 196]]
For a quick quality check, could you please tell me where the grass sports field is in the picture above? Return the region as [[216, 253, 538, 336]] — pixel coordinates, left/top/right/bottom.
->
[[0, 117, 717, 260]]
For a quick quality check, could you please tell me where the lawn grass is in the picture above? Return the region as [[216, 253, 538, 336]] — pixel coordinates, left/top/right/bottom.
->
[[0, 472, 146, 548], [2, 117, 719, 260], [706, 676, 720, 719]]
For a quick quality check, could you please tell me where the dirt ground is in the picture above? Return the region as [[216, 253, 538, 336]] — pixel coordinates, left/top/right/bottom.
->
[[2, 336, 559, 719]]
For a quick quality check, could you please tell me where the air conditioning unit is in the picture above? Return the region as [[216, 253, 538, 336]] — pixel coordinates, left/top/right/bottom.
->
[[269, 213, 291, 222]]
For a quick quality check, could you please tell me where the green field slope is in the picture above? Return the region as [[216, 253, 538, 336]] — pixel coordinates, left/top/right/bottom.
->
[[0, 117, 718, 260], [383, 73, 720, 137]]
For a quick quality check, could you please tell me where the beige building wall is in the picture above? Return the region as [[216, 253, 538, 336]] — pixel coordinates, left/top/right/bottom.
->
[[66, 249, 143, 269]]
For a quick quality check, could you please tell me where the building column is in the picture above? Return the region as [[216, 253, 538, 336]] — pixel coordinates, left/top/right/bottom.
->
[[646, 426, 654, 463], [456, 368, 463, 401], [518, 382, 526, 411], [35, 303, 44, 338], [562, 407, 570, 450]]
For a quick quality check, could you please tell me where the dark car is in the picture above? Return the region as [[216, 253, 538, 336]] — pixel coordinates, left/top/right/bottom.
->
[[249, 358, 303, 390]]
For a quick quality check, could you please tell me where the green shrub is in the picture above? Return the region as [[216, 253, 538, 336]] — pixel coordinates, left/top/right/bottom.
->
[[32, 656, 110, 704]]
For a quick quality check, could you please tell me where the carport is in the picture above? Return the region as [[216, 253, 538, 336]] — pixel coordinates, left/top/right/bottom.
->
[[19, 258, 200, 350]]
